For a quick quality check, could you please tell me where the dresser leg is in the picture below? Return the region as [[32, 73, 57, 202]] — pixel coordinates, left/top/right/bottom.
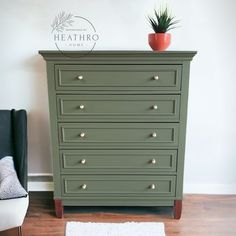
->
[[54, 199, 63, 218], [173, 200, 182, 219]]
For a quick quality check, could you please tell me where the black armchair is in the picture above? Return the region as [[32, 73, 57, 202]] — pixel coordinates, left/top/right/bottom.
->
[[0, 109, 28, 235], [0, 109, 27, 190]]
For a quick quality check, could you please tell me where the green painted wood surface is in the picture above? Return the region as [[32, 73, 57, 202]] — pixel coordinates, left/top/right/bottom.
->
[[39, 51, 196, 208], [55, 64, 182, 91], [62, 198, 174, 206], [62, 175, 176, 197], [60, 150, 177, 174], [58, 123, 179, 148], [57, 94, 180, 122], [45, 61, 62, 198]]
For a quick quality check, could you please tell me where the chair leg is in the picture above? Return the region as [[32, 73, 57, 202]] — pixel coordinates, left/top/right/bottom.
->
[[18, 226, 23, 236]]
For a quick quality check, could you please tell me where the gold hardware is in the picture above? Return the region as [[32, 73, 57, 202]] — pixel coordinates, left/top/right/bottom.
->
[[81, 184, 87, 189], [151, 158, 156, 164], [81, 159, 86, 164], [153, 105, 158, 110], [152, 132, 157, 138], [79, 104, 85, 109], [80, 132, 85, 138], [154, 75, 159, 80], [150, 184, 156, 190]]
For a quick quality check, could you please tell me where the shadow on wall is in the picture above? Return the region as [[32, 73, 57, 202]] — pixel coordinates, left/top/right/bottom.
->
[[24, 54, 52, 174]]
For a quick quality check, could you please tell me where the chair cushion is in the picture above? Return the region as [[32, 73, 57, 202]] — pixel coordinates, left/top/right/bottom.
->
[[0, 195, 29, 231], [0, 156, 28, 200]]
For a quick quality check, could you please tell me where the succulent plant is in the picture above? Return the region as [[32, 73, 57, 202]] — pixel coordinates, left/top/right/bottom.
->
[[148, 7, 179, 33]]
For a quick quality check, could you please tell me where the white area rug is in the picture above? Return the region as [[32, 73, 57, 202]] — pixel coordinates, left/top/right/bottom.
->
[[66, 222, 165, 236]]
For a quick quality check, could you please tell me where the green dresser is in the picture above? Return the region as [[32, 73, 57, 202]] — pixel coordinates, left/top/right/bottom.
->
[[39, 51, 196, 219]]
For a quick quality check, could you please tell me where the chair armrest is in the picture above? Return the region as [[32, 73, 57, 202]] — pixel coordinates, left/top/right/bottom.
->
[[12, 109, 28, 191]]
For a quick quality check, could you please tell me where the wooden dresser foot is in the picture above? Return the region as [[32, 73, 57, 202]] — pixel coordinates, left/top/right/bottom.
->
[[173, 200, 182, 219], [54, 199, 63, 218]]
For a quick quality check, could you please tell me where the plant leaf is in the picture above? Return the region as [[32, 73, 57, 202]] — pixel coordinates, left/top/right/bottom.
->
[[148, 6, 179, 33]]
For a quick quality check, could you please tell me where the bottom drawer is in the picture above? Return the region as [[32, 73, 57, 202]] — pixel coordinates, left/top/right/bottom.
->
[[62, 175, 176, 197]]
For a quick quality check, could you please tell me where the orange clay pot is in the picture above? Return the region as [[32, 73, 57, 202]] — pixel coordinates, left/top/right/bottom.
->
[[148, 33, 171, 51]]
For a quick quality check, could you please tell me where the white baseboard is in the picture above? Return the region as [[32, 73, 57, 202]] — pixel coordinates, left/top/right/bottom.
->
[[28, 173, 53, 191], [28, 181, 54, 191], [184, 184, 236, 194], [28, 174, 236, 194]]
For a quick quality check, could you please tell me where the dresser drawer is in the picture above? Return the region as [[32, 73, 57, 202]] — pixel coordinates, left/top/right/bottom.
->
[[60, 150, 177, 174], [57, 95, 180, 122], [55, 65, 182, 91], [58, 123, 179, 148], [62, 175, 176, 197]]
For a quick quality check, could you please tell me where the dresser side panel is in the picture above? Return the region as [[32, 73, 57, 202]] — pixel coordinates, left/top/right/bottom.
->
[[46, 61, 61, 198], [175, 61, 191, 198]]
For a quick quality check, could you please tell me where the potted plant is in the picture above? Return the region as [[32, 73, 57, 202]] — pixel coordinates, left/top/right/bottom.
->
[[148, 7, 179, 51]]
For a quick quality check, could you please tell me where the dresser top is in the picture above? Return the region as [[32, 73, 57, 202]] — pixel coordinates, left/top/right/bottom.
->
[[39, 50, 196, 61]]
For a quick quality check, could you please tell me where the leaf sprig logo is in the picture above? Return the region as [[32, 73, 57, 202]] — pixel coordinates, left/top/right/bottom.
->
[[51, 12, 74, 33], [51, 11, 99, 52]]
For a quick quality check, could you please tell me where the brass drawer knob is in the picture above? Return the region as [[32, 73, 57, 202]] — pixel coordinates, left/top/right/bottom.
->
[[154, 75, 159, 80], [80, 132, 85, 138], [150, 184, 156, 190], [79, 104, 85, 110], [151, 158, 156, 164], [81, 184, 87, 189], [80, 159, 86, 164], [153, 105, 158, 110], [77, 75, 83, 80], [152, 132, 157, 138]]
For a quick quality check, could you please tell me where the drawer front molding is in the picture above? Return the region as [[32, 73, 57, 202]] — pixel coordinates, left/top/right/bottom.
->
[[62, 175, 176, 197], [58, 123, 179, 148], [57, 94, 180, 122], [55, 64, 182, 91], [60, 150, 178, 174]]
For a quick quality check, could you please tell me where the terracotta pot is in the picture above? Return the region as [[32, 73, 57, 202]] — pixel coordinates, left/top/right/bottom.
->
[[148, 33, 171, 51]]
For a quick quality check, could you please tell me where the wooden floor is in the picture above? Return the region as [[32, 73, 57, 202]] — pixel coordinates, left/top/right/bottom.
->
[[1, 192, 236, 236]]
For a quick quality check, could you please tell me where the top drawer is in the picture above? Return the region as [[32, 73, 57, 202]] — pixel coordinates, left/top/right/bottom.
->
[[55, 65, 182, 91]]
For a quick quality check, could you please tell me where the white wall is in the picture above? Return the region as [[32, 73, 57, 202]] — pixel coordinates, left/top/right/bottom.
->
[[0, 0, 236, 194]]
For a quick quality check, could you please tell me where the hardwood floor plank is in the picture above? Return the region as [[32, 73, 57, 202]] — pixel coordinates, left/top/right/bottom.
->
[[0, 193, 235, 236]]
